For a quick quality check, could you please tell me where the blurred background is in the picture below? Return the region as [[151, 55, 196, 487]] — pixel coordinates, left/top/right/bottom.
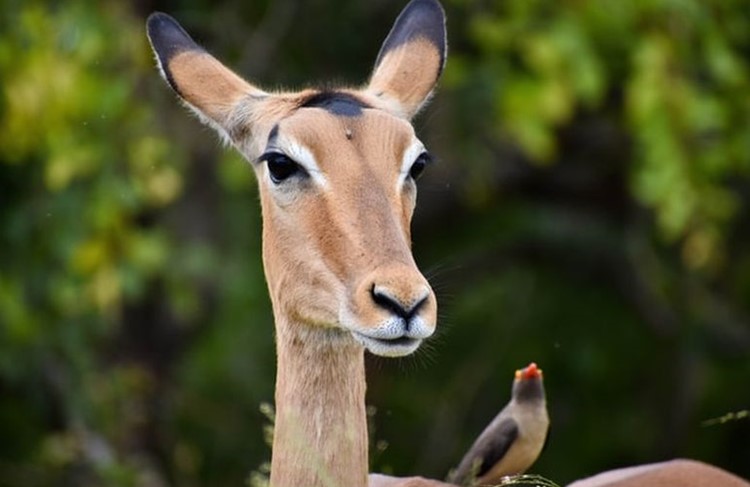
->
[[1, 0, 749, 486]]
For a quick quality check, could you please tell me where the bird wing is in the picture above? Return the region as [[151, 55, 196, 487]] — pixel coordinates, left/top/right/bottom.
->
[[450, 417, 520, 485], [473, 417, 519, 478]]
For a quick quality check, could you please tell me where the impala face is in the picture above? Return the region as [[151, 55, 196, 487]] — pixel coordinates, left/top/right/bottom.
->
[[146, 0, 446, 357], [256, 95, 437, 356]]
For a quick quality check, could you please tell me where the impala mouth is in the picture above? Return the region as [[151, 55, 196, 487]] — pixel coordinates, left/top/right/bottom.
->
[[351, 331, 422, 357]]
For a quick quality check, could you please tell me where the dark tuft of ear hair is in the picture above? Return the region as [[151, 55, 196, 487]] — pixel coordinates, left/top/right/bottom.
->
[[145, 12, 265, 141], [375, 0, 447, 76], [146, 12, 204, 95], [367, 0, 447, 119]]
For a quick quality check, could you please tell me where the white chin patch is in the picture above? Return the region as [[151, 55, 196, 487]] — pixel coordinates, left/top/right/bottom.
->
[[351, 332, 422, 357]]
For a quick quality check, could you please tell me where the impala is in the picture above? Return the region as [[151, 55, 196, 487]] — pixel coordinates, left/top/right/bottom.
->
[[146, 1, 749, 486], [148, 1, 444, 485]]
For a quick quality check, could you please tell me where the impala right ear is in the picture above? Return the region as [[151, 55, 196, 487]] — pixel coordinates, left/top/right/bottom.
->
[[146, 12, 266, 140], [367, 0, 447, 119]]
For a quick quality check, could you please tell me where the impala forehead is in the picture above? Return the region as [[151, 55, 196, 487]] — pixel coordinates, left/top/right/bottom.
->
[[271, 108, 421, 180]]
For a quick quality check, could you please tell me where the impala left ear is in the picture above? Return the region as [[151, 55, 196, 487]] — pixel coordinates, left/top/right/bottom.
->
[[146, 12, 268, 143], [366, 0, 447, 119]]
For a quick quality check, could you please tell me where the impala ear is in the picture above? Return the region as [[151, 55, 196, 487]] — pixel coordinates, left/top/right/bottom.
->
[[146, 12, 266, 141], [367, 0, 447, 119]]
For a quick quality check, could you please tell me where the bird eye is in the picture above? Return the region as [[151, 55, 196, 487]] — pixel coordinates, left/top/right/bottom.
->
[[263, 152, 301, 184], [409, 152, 432, 181]]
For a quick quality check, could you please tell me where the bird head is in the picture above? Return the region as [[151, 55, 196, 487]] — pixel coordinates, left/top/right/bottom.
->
[[512, 362, 545, 403]]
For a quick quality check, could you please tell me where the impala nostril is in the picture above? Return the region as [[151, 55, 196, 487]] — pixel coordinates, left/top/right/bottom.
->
[[371, 285, 409, 319], [370, 285, 427, 321]]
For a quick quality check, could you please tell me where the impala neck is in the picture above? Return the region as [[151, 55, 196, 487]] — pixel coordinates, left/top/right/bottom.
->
[[270, 317, 369, 487]]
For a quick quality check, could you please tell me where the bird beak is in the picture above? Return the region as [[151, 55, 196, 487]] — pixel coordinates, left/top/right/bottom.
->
[[516, 362, 543, 380]]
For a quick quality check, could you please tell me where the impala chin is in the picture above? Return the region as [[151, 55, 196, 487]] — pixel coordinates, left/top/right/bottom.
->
[[342, 313, 435, 357], [352, 332, 423, 357]]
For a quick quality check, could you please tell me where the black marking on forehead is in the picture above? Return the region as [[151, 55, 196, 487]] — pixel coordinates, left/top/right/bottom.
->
[[299, 91, 370, 117]]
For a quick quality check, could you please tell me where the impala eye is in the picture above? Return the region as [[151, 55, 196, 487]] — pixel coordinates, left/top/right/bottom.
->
[[409, 152, 432, 180], [262, 152, 302, 184]]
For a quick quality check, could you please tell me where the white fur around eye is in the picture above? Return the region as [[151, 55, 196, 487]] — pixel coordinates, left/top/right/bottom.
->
[[398, 140, 427, 187], [272, 135, 328, 188]]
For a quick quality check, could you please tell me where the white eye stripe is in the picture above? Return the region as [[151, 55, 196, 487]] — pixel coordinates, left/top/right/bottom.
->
[[398, 140, 427, 186], [266, 134, 424, 189], [271, 135, 328, 187]]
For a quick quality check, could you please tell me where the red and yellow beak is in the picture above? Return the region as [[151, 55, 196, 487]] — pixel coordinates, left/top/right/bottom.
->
[[515, 362, 543, 380]]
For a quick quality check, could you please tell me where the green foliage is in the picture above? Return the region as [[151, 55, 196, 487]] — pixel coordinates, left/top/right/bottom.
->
[[0, 1, 186, 484], [0, 1, 272, 485], [702, 409, 750, 427], [1, 0, 176, 339], [447, 0, 750, 271]]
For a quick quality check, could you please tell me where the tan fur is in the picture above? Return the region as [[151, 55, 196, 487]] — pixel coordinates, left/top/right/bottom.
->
[[272, 324, 368, 487], [567, 459, 750, 487], [153, 15, 442, 487], [367, 38, 443, 119], [259, 108, 435, 332], [254, 103, 437, 487], [166, 51, 266, 132]]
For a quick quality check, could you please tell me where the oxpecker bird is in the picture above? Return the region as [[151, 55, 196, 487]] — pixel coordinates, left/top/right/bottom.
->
[[449, 362, 550, 486]]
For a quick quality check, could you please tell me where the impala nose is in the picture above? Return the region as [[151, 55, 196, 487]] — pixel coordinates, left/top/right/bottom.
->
[[348, 265, 437, 357], [345, 264, 437, 357], [366, 265, 436, 340]]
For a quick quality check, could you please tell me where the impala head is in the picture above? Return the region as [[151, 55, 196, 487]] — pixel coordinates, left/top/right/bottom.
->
[[147, 0, 445, 357]]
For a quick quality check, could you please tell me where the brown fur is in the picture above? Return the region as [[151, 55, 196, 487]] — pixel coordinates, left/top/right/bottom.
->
[[367, 38, 443, 118], [568, 459, 750, 487], [149, 5, 444, 487], [166, 51, 265, 127], [254, 100, 437, 487]]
